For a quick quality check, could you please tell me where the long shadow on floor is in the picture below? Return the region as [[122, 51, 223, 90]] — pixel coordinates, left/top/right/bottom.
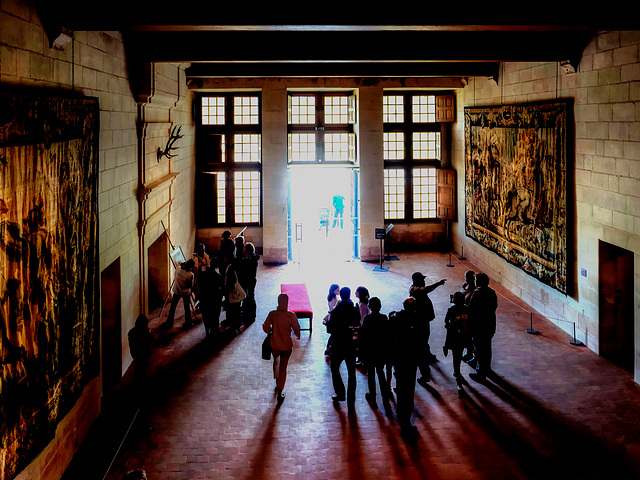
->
[[61, 316, 253, 480], [458, 371, 640, 480]]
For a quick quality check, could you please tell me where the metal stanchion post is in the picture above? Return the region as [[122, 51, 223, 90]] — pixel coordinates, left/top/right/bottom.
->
[[459, 246, 466, 260], [525, 312, 539, 335], [447, 251, 454, 267], [569, 322, 584, 346]]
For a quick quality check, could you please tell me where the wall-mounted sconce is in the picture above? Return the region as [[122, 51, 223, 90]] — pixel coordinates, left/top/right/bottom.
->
[[51, 28, 72, 50], [560, 60, 576, 75]]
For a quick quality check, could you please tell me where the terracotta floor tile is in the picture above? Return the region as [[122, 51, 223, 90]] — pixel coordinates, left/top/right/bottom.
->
[[63, 252, 640, 480]]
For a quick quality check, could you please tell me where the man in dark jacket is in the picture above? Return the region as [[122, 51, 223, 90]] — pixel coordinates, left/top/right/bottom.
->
[[409, 272, 446, 387], [389, 297, 422, 442], [468, 273, 498, 382], [326, 287, 361, 404]]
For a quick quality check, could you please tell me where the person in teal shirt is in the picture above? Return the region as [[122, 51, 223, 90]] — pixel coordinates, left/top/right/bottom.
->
[[332, 194, 345, 228]]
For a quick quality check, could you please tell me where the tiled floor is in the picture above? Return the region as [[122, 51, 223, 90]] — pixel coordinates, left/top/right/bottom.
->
[[64, 252, 640, 480]]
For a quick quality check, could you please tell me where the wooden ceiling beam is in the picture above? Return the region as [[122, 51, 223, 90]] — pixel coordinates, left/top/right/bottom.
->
[[184, 62, 501, 80]]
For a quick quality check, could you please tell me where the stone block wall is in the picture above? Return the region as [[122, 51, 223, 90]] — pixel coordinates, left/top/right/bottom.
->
[[451, 30, 640, 383]]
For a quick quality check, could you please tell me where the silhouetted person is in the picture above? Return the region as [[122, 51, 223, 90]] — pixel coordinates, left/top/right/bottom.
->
[[219, 230, 235, 270], [409, 272, 446, 387], [389, 297, 421, 442], [443, 292, 470, 390], [461, 270, 476, 305], [360, 297, 391, 409], [326, 287, 361, 404], [468, 273, 498, 382], [262, 293, 301, 403], [193, 243, 210, 301], [354, 285, 370, 366], [128, 314, 154, 389], [199, 263, 223, 338], [234, 235, 245, 262], [323, 283, 340, 357], [224, 262, 245, 335], [161, 259, 195, 330], [460, 270, 477, 364], [239, 242, 260, 324]]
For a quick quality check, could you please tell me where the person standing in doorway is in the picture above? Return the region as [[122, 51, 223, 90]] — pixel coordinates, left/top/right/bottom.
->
[[332, 194, 345, 229], [263, 293, 301, 403], [161, 259, 195, 330], [409, 272, 446, 388], [468, 273, 498, 382]]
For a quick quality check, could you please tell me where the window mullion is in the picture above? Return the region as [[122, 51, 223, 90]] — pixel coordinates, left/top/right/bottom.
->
[[226, 170, 234, 224], [405, 166, 414, 221]]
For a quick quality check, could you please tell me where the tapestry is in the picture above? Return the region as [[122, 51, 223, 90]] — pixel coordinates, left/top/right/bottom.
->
[[0, 91, 100, 480], [464, 101, 568, 294]]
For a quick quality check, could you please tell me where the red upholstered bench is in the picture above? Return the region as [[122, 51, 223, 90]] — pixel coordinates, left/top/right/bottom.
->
[[281, 283, 313, 332]]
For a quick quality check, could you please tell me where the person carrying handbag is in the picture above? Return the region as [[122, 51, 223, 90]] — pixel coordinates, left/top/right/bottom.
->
[[262, 293, 301, 403]]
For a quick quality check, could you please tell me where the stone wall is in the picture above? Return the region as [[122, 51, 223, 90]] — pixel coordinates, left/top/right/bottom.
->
[[1, 1, 196, 478], [451, 30, 640, 383]]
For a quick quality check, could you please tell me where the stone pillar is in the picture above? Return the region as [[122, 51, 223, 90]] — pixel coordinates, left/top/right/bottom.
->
[[261, 80, 289, 264], [357, 84, 384, 262]]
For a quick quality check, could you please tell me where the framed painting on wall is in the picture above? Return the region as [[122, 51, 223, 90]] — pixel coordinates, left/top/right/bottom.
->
[[0, 90, 99, 480], [464, 101, 569, 294]]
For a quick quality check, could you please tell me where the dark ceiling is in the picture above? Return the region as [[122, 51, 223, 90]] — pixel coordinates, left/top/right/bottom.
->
[[36, 2, 636, 81]]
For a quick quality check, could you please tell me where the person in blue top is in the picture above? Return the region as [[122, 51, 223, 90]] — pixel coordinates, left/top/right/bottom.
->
[[332, 194, 345, 229]]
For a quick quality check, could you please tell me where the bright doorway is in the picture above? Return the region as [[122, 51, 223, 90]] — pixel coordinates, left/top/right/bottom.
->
[[288, 166, 359, 265]]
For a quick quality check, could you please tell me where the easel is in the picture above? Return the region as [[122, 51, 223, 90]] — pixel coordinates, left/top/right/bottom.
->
[[158, 221, 199, 322]]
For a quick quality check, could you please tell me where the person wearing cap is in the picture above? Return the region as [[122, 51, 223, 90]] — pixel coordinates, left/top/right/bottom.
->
[[409, 271, 446, 388]]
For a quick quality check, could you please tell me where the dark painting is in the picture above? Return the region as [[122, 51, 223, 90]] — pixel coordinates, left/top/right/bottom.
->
[[464, 101, 568, 294], [0, 90, 99, 480]]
